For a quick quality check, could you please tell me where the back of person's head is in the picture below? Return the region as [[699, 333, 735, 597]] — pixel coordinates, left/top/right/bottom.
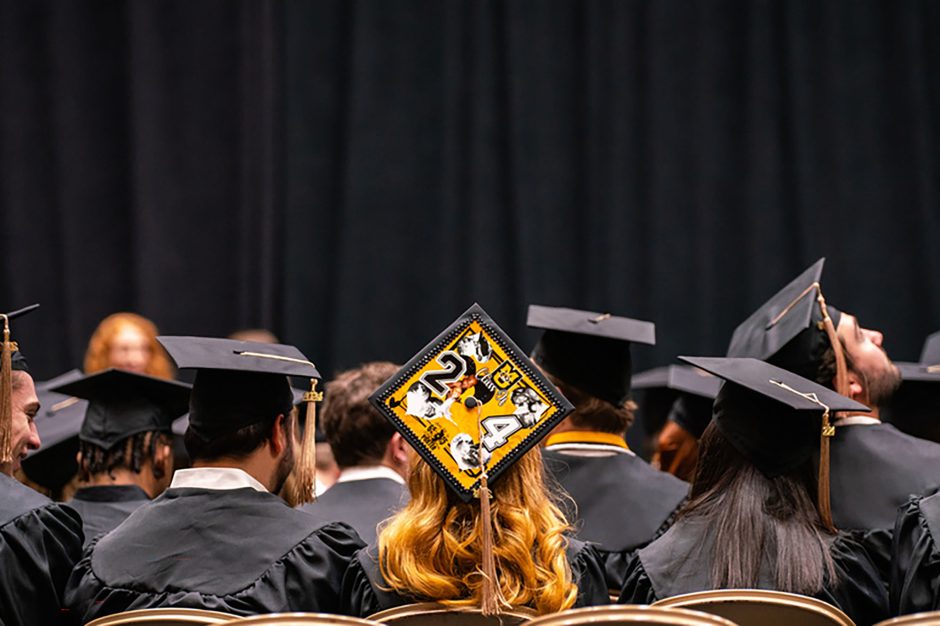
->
[[545, 372, 636, 435], [183, 408, 293, 463], [84, 312, 174, 379], [320, 362, 400, 469], [79, 430, 172, 485], [378, 446, 577, 614], [683, 421, 836, 595]]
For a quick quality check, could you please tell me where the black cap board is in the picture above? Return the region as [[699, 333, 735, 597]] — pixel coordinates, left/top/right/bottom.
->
[[2, 304, 39, 373], [678, 356, 869, 477], [158, 336, 320, 441], [528, 304, 655, 406], [633, 365, 721, 439], [50, 368, 190, 450], [882, 331, 940, 442], [894, 331, 940, 383], [726, 259, 842, 383], [21, 369, 88, 490]]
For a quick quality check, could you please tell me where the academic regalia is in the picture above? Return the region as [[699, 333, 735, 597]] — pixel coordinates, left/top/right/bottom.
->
[[829, 420, 940, 578], [65, 486, 363, 621], [300, 475, 408, 545], [619, 519, 889, 626], [882, 331, 940, 443], [889, 492, 940, 615], [342, 537, 610, 617], [542, 438, 688, 590], [1, 463, 85, 625], [67, 485, 151, 546], [617, 357, 888, 626]]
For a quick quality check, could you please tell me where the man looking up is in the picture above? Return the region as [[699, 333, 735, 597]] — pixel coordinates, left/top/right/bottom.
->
[[66, 337, 364, 621], [0, 305, 84, 625], [300, 361, 410, 544]]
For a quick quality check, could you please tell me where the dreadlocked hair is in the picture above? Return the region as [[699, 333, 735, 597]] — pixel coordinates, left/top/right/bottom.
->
[[78, 431, 168, 481], [378, 446, 578, 615]]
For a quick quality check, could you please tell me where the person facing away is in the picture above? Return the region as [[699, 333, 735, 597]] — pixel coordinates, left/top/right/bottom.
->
[[527, 305, 689, 591], [619, 357, 889, 626], [65, 337, 364, 622], [726, 258, 940, 579], [49, 369, 189, 545], [0, 305, 84, 626], [299, 361, 410, 545], [341, 446, 610, 617]]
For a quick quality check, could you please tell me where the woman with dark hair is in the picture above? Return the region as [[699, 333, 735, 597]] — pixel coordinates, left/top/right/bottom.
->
[[619, 357, 889, 626]]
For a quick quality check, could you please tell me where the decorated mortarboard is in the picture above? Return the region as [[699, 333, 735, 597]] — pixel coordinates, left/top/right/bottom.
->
[[1, 304, 40, 463], [527, 304, 655, 406], [21, 369, 88, 490], [371, 303, 574, 502], [726, 259, 848, 394], [157, 336, 324, 505], [882, 331, 940, 442], [679, 355, 870, 529], [633, 365, 721, 439], [50, 369, 190, 450]]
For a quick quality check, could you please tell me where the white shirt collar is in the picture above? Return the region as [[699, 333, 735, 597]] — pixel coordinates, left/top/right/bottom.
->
[[336, 465, 406, 486], [834, 415, 881, 427], [170, 467, 268, 493]]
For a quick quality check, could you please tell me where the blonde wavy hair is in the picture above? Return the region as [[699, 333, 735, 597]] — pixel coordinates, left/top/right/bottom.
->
[[83, 312, 173, 379], [378, 446, 578, 614]]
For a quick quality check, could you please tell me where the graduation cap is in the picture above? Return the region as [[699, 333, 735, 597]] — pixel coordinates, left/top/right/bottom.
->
[[21, 369, 88, 491], [50, 369, 190, 450], [370, 303, 573, 615], [882, 331, 940, 442], [157, 336, 323, 505], [633, 365, 721, 439], [1, 304, 40, 463], [679, 356, 870, 529], [528, 304, 655, 405], [726, 259, 849, 395]]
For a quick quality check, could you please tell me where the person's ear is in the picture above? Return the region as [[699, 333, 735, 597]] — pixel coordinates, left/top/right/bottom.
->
[[390, 432, 410, 465], [270, 414, 288, 457], [845, 369, 866, 403], [152, 436, 173, 480]]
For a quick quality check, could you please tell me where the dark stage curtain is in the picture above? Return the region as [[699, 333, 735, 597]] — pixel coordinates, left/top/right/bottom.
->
[[2, 0, 939, 390]]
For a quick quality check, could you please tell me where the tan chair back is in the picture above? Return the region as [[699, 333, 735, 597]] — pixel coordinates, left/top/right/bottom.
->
[[653, 589, 854, 626], [526, 605, 738, 625], [85, 607, 236, 625], [875, 612, 940, 625], [368, 602, 536, 625], [232, 614, 380, 625]]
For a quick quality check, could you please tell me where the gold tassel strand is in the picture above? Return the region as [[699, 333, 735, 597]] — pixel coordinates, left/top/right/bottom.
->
[[0, 315, 13, 465], [475, 406, 504, 616], [281, 378, 323, 507], [816, 290, 845, 533]]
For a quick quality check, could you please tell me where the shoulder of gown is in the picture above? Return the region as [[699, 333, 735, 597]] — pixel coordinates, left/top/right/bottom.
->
[[617, 551, 658, 605], [891, 495, 940, 616], [822, 531, 890, 625], [567, 538, 614, 606]]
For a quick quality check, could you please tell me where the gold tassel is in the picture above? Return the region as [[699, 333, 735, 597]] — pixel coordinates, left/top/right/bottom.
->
[[0, 315, 12, 465], [816, 290, 845, 533], [281, 378, 323, 507], [475, 407, 504, 616]]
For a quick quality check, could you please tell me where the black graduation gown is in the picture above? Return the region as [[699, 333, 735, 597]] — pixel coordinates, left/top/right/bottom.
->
[[619, 518, 889, 626], [890, 493, 940, 615], [542, 448, 689, 590], [65, 486, 365, 623], [0, 472, 84, 626], [67, 485, 151, 547], [829, 423, 940, 580], [341, 537, 610, 617], [299, 478, 408, 546]]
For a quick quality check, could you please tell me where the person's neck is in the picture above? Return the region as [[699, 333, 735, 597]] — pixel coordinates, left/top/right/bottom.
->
[[193, 457, 274, 492], [86, 468, 155, 498]]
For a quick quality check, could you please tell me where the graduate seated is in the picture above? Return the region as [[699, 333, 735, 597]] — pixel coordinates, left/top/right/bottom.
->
[[341, 304, 609, 617], [49, 368, 189, 545], [299, 361, 410, 545], [0, 305, 84, 626], [65, 337, 364, 622], [619, 357, 889, 626], [528, 305, 689, 591]]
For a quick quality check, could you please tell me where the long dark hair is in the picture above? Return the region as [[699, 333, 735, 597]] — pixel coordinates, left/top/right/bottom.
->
[[681, 422, 837, 595]]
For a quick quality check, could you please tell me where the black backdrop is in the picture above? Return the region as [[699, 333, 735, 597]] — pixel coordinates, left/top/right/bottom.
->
[[2, 0, 939, 384]]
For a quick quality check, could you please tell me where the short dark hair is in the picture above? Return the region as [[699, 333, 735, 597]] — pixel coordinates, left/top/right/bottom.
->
[[79, 430, 170, 481], [545, 372, 636, 435], [320, 362, 400, 469], [184, 415, 288, 462]]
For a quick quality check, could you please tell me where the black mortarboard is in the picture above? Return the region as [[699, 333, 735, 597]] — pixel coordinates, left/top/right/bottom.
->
[[882, 331, 940, 442], [679, 356, 869, 478], [921, 331, 940, 364], [528, 305, 656, 405], [633, 365, 721, 439], [50, 369, 190, 450], [21, 369, 87, 490], [1, 304, 40, 463], [726, 259, 843, 385]]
